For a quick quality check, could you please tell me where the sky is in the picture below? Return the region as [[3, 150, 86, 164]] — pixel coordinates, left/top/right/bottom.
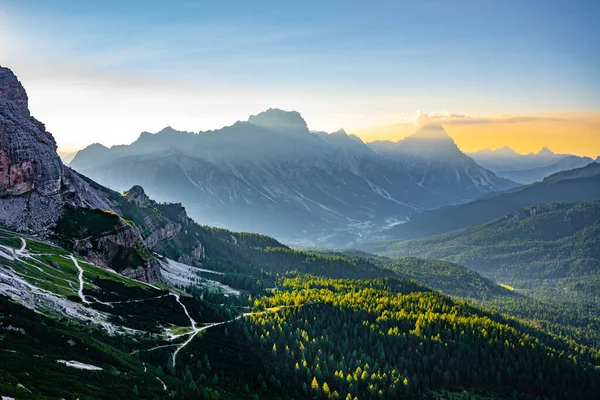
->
[[1, 0, 599, 156]]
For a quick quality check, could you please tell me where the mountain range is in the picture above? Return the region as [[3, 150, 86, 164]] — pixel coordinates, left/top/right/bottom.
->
[[496, 155, 595, 184], [70, 114, 515, 246], [2, 66, 600, 399], [376, 162, 600, 242], [469, 146, 596, 184], [469, 146, 567, 172]]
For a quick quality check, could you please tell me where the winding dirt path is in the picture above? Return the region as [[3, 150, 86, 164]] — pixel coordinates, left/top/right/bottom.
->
[[70, 255, 91, 304], [169, 302, 315, 368]]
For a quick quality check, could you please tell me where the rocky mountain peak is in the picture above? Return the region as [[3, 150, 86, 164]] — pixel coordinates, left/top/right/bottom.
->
[[87, 142, 109, 150], [0, 66, 62, 198], [124, 185, 153, 207], [247, 108, 309, 133], [495, 146, 517, 155], [397, 124, 461, 159], [537, 146, 555, 156], [157, 126, 189, 136], [0, 66, 30, 118], [408, 124, 452, 141]]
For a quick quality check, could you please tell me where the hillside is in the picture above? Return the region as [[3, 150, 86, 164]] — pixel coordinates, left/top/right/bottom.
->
[[384, 162, 600, 241], [3, 229, 600, 399], [367, 200, 600, 283], [327, 250, 510, 300], [363, 200, 600, 343], [0, 228, 243, 399]]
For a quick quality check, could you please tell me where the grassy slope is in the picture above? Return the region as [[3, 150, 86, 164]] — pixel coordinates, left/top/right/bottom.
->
[[0, 229, 246, 399], [364, 201, 600, 284]]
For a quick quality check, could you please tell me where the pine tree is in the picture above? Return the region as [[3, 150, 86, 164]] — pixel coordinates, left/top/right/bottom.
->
[[311, 376, 320, 392]]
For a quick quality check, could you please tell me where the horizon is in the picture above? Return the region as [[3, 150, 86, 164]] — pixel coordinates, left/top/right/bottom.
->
[[55, 113, 599, 159], [2, 0, 599, 156]]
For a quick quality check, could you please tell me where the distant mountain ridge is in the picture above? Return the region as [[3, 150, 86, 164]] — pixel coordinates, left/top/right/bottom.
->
[[374, 161, 600, 242], [368, 125, 515, 202], [71, 119, 515, 246], [469, 146, 568, 172], [497, 155, 595, 184]]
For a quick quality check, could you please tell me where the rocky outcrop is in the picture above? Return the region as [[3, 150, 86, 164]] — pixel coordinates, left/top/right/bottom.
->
[[0, 66, 62, 198], [0, 67, 116, 233], [0, 66, 168, 283], [121, 185, 205, 265], [124, 185, 152, 207], [120, 264, 163, 283]]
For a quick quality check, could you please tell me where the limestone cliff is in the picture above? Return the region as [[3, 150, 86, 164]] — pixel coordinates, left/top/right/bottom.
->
[[123, 185, 205, 265], [0, 66, 163, 282]]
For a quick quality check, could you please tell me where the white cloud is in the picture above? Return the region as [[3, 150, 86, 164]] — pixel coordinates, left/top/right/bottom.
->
[[412, 109, 471, 127], [412, 109, 430, 127]]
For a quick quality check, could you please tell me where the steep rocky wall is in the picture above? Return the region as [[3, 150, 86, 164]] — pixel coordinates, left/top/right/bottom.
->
[[0, 66, 201, 284], [0, 66, 63, 198]]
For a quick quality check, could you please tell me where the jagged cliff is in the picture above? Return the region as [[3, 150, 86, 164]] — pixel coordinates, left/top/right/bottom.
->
[[0, 66, 212, 283], [0, 66, 165, 282], [0, 66, 61, 197], [122, 185, 205, 265], [0, 66, 115, 232]]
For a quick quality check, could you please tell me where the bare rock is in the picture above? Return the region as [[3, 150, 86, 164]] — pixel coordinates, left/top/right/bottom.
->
[[0, 66, 62, 198]]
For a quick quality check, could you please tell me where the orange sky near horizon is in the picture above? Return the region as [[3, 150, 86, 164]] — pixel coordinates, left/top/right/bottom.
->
[[355, 113, 600, 158]]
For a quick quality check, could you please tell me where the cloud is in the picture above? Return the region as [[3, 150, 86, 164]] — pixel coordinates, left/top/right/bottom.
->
[[412, 109, 470, 127], [410, 110, 568, 128], [412, 110, 429, 127]]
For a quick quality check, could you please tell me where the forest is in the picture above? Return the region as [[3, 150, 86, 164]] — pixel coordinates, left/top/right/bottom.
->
[[152, 274, 600, 399]]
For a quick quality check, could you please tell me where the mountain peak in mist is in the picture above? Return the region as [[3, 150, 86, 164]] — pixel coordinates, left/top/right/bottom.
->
[[247, 108, 309, 133], [409, 124, 452, 141], [537, 146, 555, 156], [157, 126, 177, 134], [495, 146, 517, 155]]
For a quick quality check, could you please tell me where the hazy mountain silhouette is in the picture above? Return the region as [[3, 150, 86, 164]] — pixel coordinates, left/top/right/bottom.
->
[[377, 162, 600, 241], [469, 146, 567, 172], [368, 125, 515, 203], [497, 155, 595, 184], [71, 119, 514, 246]]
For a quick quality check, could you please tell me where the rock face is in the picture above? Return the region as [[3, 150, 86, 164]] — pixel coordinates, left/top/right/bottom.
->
[[124, 185, 152, 207], [124, 185, 205, 265], [0, 66, 168, 283], [0, 67, 114, 233], [0, 66, 62, 197], [368, 125, 516, 204]]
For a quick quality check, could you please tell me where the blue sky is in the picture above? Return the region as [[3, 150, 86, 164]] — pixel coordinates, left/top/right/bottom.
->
[[1, 0, 599, 150]]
